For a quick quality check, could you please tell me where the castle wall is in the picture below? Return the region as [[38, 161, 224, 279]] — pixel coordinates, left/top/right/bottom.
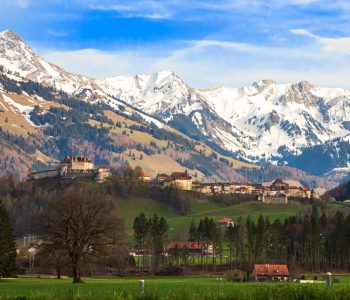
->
[[28, 169, 59, 180], [262, 195, 288, 204]]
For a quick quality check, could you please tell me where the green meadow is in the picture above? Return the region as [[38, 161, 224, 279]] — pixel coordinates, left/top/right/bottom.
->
[[1, 276, 350, 300], [116, 197, 349, 240]]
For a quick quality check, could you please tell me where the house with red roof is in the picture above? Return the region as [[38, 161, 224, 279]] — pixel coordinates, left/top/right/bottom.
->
[[167, 241, 213, 256], [218, 218, 234, 228], [251, 264, 289, 281], [139, 169, 151, 181]]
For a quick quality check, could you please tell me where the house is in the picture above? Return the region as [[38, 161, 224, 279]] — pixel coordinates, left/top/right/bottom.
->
[[251, 264, 289, 281], [166, 170, 192, 191], [167, 241, 213, 256], [218, 218, 234, 228], [156, 173, 170, 182], [192, 182, 213, 194], [270, 178, 289, 191], [96, 165, 111, 182], [139, 169, 151, 181]]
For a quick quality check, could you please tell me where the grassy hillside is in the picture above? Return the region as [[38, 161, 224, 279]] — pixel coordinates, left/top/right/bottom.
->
[[115, 196, 335, 241]]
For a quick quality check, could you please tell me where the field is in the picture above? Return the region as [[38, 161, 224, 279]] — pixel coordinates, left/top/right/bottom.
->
[[1, 276, 350, 299]]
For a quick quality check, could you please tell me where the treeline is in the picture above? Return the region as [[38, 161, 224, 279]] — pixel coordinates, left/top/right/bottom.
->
[[0, 75, 56, 100], [188, 208, 350, 273], [0, 128, 35, 154], [128, 124, 195, 151], [323, 180, 350, 202], [133, 212, 169, 272]]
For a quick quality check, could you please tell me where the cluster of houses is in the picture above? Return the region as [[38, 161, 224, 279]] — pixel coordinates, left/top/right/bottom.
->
[[139, 170, 317, 203], [28, 156, 111, 182]]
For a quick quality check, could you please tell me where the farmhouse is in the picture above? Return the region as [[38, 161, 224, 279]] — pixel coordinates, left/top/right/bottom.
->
[[167, 241, 213, 256], [218, 218, 234, 228], [251, 264, 289, 281]]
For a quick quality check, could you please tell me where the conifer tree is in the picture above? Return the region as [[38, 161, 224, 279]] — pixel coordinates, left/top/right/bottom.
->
[[0, 203, 17, 277], [188, 218, 197, 242]]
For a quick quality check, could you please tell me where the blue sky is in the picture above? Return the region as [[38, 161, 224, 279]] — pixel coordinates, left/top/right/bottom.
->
[[1, 0, 350, 88]]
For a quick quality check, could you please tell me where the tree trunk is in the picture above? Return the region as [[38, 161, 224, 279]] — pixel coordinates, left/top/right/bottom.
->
[[56, 266, 61, 279], [72, 260, 83, 283]]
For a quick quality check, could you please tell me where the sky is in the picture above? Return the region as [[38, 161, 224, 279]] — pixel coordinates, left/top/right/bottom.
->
[[1, 0, 350, 88]]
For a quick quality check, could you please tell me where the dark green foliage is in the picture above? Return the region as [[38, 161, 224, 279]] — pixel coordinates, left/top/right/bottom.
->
[[176, 154, 214, 177], [133, 212, 169, 272], [188, 218, 197, 242], [128, 124, 195, 150], [187, 208, 350, 273], [168, 114, 204, 141], [323, 180, 350, 202], [0, 130, 35, 154], [209, 193, 257, 206], [0, 75, 56, 100], [0, 202, 17, 277], [133, 212, 149, 248]]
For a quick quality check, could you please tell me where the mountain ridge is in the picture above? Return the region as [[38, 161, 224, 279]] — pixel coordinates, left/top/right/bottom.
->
[[1, 29, 350, 180]]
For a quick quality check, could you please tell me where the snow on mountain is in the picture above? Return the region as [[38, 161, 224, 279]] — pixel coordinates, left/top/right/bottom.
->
[[1, 29, 350, 176]]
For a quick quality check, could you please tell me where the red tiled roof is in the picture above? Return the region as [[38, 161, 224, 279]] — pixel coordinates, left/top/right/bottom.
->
[[167, 241, 205, 250], [170, 172, 191, 180], [218, 218, 233, 224], [252, 264, 289, 277], [62, 156, 92, 163], [139, 170, 150, 177], [272, 178, 287, 185]]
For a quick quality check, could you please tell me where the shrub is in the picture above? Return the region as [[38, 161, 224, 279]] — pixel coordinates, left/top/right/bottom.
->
[[224, 269, 245, 282]]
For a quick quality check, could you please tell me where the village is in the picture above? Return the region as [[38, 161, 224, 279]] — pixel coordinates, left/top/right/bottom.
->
[[28, 156, 318, 204], [139, 169, 318, 203]]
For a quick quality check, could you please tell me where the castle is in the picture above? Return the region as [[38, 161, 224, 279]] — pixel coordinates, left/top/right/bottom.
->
[[28, 156, 111, 182]]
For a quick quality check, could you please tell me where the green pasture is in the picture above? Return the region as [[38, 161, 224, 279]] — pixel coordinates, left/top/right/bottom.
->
[[1, 276, 350, 300], [116, 197, 322, 240]]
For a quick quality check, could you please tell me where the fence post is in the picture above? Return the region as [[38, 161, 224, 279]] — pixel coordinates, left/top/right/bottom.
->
[[326, 272, 332, 288], [139, 279, 145, 294]]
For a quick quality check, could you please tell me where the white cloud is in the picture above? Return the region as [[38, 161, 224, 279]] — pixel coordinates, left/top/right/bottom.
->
[[89, 1, 173, 19], [47, 29, 68, 37], [291, 28, 350, 53], [37, 32, 350, 90]]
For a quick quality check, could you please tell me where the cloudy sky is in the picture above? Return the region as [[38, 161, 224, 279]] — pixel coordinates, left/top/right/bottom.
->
[[1, 0, 350, 88]]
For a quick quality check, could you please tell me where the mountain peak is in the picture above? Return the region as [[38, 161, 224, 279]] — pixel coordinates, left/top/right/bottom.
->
[[0, 30, 26, 46]]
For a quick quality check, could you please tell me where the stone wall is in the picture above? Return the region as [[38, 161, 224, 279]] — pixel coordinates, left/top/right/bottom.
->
[[28, 169, 59, 180]]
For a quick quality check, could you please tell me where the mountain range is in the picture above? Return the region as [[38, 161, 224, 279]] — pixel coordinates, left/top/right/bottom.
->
[[1, 29, 350, 188]]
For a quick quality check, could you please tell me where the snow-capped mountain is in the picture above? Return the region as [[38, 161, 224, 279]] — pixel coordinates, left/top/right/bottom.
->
[[1, 29, 350, 177]]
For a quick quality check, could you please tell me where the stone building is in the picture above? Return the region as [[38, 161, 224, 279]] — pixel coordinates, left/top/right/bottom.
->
[[59, 156, 94, 176], [167, 171, 192, 191], [28, 156, 111, 182]]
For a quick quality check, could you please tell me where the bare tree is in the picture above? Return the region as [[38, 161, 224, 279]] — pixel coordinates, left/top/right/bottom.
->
[[38, 186, 123, 283]]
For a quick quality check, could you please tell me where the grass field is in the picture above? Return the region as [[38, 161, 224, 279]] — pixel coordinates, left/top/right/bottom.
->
[[116, 197, 324, 240], [1, 276, 350, 299]]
